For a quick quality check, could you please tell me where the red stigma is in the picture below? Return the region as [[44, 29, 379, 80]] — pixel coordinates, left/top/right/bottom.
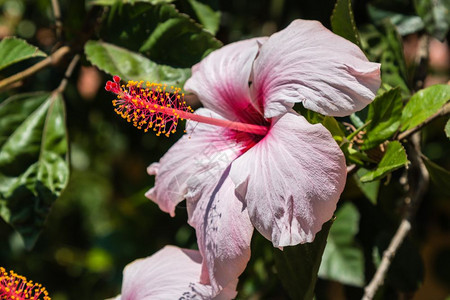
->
[[0, 267, 51, 300], [105, 76, 193, 137]]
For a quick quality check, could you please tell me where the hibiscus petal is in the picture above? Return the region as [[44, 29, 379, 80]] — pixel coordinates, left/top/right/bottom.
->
[[187, 172, 253, 295], [145, 108, 252, 298], [184, 38, 267, 123], [252, 19, 381, 118], [146, 108, 245, 216], [230, 112, 346, 247], [118, 245, 237, 300]]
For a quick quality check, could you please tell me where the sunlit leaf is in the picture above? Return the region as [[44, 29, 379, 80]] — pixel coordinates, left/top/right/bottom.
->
[[331, 0, 362, 48], [354, 168, 380, 204], [85, 40, 190, 87], [0, 92, 69, 249], [188, 0, 221, 34], [362, 87, 402, 150], [360, 141, 409, 182], [422, 156, 450, 196], [319, 203, 364, 287], [401, 84, 450, 131], [414, 0, 449, 41], [101, 2, 222, 67], [0, 37, 46, 71], [274, 220, 332, 300]]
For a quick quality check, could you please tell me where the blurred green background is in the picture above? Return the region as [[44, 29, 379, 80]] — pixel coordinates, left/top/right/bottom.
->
[[0, 0, 449, 299]]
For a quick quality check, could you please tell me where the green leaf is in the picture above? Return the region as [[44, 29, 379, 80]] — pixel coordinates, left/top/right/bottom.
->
[[354, 168, 380, 204], [296, 104, 324, 125], [343, 144, 373, 166], [330, 0, 362, 48], [362, 87, 402, 150], [0, 37, 46, 71], [414, 0, 449, 41], [360, 141, 409, 182], [0, 92, 69, 249], [322, 116, 345, 142], [445, 119, 450, 139], [274, 220, 333, 300], [88, 0, 173, 5], [367, 4, 424, 36], [319, 203, 364, 287], [422, 156, 450, 196], [360, 22, 409, 95], [401, 84, 450, 131], [188, 0, 221, 35], [85, 40, 190, 88], [101, 2, 222, 67]]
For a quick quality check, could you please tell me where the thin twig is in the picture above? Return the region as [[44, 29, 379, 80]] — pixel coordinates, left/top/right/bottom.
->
[[362, 132, 429, 300], [346, 164, 357, 175], [55, 54, 80, 94], [0, 46, 70, 90], [362, 219, 411, 300], [51, 0, 63, 39], [397, 102, 450, 140]]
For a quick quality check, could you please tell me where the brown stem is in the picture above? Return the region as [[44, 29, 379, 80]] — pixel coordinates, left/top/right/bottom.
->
[[55, 54, 80, 94], [0, 6, 103, 92], [51, 0, 63, 39], [0, 46, 71, 91], [362, 133, 429, 300], [346, 164, 357, 175], [362, 219, 411, 300]]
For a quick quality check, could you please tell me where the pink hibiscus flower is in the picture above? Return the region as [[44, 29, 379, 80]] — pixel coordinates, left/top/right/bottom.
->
[[107, 19, 380, 299], [111, 246, 238, 300]]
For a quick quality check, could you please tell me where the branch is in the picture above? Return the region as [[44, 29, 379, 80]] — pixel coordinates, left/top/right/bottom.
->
[[346, 164, 358, 176], [51, 0, 63, 39], [362, 133, 429, 300], [0, 46, 70, 91], [397, 102, 450, 140], [0, 6, 103, 92], [362, 219, 411, 300], [55, 54, 80, 94]]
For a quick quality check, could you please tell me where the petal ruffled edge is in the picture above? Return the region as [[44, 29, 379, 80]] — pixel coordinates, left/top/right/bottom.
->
[[251, 19, 381, 118], [230, 112, 346, 247], [184, 38, 267, 124]]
